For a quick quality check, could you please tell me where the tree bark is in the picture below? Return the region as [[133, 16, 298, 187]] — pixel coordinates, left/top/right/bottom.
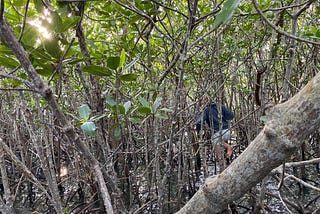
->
[[177, 71, 320, 213]]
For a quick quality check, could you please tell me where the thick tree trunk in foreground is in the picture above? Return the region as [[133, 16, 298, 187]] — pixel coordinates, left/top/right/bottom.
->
[[177, 73, 320, 213]]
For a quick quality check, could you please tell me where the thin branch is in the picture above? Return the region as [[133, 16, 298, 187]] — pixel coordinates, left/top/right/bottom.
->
[[149, 0, 188, 19], [48, 37, 75, 84], [237, 0, 312, 16], [252, 0, 320, 46], [18, 0, 30, 42], [272, 164, 320, 192], [278, 191, 294, 214], [284, 174, 320, 192], [0, 73, 34, 88], [285, 157, 320, 167], [0, 0, 3, 21], [0, 87, 38, 92]]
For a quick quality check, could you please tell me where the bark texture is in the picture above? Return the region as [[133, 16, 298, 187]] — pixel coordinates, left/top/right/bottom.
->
[[177, 71, 320, 213]]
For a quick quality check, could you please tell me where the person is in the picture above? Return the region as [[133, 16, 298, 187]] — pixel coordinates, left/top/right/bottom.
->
[[196, 96, 234, 159]]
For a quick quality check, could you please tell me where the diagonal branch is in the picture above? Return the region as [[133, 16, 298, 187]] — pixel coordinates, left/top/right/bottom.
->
[[252, 0, 320, 46]]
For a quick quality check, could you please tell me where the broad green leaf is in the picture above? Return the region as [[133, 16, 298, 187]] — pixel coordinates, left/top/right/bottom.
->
[[123, 101, 131, 114], [78, 104, 91, 120], [33, 0, 44, 13], [119, 49, 126, 68], [51, 11, 64, 33], [213, 0, 240, 29], [12, 0, 25, 6], [137, 106, 152, 114], [20, 24, 39, 47], [107, 57, 120, 70], [152, 96, 162, 111], [36, 69, 54, 77], [155, 113, 168, 119], [105, 95, 116, 106], [119, 73, 138, 82], [43, 38, 62, 59], [32, 47, 53, 61], [138, 97, 150, 108], [0, 46, 13, 54], [160, 107, 174, 113], [62, 16, 81, 32], [81, 65, 112, 76], [316, 28, 320, 38], [0, 56, 19, 68], [119, 105, 126, 115], [129, 116, 143, 124], [81, 121, 96, 136]]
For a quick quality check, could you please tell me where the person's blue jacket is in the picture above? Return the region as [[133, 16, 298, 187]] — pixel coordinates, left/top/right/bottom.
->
[[196, 103, 234, 133]]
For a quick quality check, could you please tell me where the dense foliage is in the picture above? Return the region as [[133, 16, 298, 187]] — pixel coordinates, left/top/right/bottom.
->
[[0, 0, 319, 213]]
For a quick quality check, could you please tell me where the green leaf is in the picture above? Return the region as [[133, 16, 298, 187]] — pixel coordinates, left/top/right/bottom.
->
[[51, 11, 64, 33], [160, 107, 174, 113], [20, 24, 39, 47], [213, 0, 240, 29], [0, 56, 19, 68], [152, 96, 162, 111], [81, 121, 96, 136], [155, 113, 168, 119], [78, 104, 91, 120], [138, 97, 150, 108], [123, 101, 131, 114], [137, 106, 152, 114], [62, 16, 81, 32], [81, 65, 112, 76], [105, 95, 117, 106], [129, 116, 143, 124], [107, 57, 120, 70], [119, 49, 126, 68], [43, 38, 62, 59], [33, 0, 44, 13], [36, 69, 54, 77], [119, 73, 138, 82], [315, 28, 320, 38], [119, 105, 126, 115]]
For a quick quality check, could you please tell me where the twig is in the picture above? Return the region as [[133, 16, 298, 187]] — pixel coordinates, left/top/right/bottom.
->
[[284, 174, 320, 192], [272, 165, 320, 192], [286, 157, 320, 167], [278, 191, 294, 214], [48, 37, 75, 84], [0, 0, 4, 21], [0, 73, 34, 88], [0, 87, 38, 92], [18, 0, 30, 42]]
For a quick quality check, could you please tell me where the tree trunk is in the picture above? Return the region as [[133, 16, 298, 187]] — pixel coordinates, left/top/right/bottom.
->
[[177, 71, 320, 213]]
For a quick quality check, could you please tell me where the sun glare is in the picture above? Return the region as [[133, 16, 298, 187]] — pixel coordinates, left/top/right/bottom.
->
[[29, 8, 52, 39]]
